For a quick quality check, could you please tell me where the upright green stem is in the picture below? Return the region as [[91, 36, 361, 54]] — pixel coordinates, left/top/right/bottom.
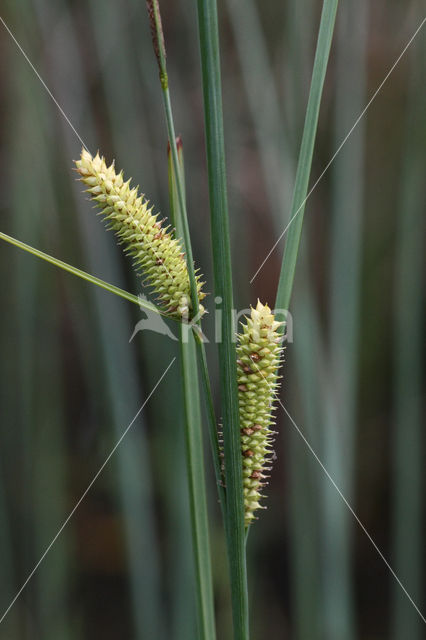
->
[[148, 0, 200, 318], [168, 132, 216, 639], [178, 329, 216, 640], [193, 330, 226, 511], [168, 142, 225, 511], [275, 0, 338, 314], [149, 4, 225, 524], [195, 1, 248, 638]]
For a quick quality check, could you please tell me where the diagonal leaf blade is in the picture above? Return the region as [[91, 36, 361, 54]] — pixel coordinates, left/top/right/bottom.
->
[[275, 0, 339, 314]]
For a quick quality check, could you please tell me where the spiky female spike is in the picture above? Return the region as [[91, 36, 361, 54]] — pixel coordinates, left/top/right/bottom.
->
[[75, 149, 205, 319], [236, 301, 284, 526]]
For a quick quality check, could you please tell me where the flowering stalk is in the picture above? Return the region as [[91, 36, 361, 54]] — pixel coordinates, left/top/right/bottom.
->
[[75, 149, 205, 320], [236, 301, 284, 526], [146, 0, 201, 322]]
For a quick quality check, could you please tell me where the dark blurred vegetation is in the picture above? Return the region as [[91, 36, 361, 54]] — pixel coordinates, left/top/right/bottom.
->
[[0, 0, 425, 638]]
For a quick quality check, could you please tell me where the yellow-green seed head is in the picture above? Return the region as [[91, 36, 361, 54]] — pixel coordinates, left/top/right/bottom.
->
[[75, 149, 205, 319], [237, 300, 284, 526]]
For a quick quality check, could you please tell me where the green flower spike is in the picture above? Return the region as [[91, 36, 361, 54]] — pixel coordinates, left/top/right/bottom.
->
[[237, 301, 284, 526], [75, 149, 206, 320]]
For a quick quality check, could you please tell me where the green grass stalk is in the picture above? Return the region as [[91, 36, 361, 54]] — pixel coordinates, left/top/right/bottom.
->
[[148, 0, 200, 319], [178, 332, 216, 640], [168, 134, 216, 639], [195, 1, 248, 637], [149, 4, 225, 523], [168, 144, 225, 510]]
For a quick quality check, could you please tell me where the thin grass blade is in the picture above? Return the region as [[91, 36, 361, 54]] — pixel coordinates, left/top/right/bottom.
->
[[0, 232, 164, 315], [168, 135, 216, 640], [275, 0, 339, 314], [195, 1, 248, 637]]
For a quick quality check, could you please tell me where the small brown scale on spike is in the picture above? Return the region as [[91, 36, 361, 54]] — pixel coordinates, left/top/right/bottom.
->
[[241, 427, 254, 436], [237, 301, 284, 527]]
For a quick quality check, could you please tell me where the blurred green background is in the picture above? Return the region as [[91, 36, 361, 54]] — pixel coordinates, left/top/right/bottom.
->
[[0, 0, 425, 638]]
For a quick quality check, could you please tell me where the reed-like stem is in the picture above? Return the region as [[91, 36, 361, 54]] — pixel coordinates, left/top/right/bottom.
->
[[168, 141, 225, 512], [195, 1, 248, 637], [178, 328, 216, 640], [168, 131, 216, 639], [148, 0, 200, 319], [150, 0, 224, 512]]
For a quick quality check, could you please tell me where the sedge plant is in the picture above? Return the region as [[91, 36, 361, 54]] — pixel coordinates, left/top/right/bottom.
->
[[0, 1, 340, 638]]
